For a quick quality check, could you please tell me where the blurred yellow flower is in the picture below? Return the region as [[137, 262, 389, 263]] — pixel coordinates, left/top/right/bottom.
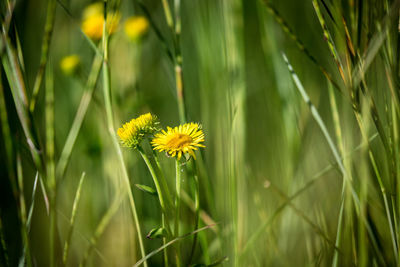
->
[[60, 55, 80, 75], [82, 2, 103, 19], [124, 16, 149, 41], [117, 113, 159, 149], [81, 2, 120, 40], [152, 123, 205, 160]]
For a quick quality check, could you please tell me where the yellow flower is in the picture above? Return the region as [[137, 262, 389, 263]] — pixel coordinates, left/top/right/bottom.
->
[[124, 16, 149, 41], [81, 3, 120, 40], [152, 123, 205, 160], [117, 113, 159, 148], [60, 55, 80, 75]]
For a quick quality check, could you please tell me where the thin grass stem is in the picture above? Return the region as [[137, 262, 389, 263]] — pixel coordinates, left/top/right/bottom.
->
[[56, 53, 103, 180], [328, 81, 347, 267], [239, 131, 375, 259], [63, 172, 86, 265], [283, 53, 387, 265], [30, 0, 56, 112], [1, 33, 44, 174], [101, 3, 147, 266], [261, 0, 341, 90], [188, 162, 200, 265], [16, 153, 32, 267], [312, 0, 348, 85], [45, 61, 56, 267], [26, 172, 39, 232]]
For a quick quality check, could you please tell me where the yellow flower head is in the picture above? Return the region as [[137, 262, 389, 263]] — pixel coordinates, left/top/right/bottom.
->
[[81, 2, 120, 40], [152, 123, 205, 160], [117, 113, 159, 148], [124, 16, 149, 41], [60, 55, 80, 75]]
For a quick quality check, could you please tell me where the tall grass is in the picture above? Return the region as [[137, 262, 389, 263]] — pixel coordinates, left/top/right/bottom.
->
[[2, 0, 400, 266]]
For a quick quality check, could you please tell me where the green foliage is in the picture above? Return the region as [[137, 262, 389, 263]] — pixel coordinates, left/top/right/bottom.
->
[[1, 0, 400, 266]]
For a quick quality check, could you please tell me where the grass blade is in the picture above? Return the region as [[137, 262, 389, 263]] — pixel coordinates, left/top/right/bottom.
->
[[16, 153, 32, 267], [39, 175, 50, 215], [261, 0, 341, 90], [63, 172, 86, 265], [283, 53, 386, 265], [1, 32, 43, 174], [351, 0, 400, 88], [282, 53, 353, 200], [312, 0, 347, 84], [55, 53, 102, 180], [100, 4, 147, 265], [26, 172, 39, 232], [240, 131, 378, 259], [29, 0, 56, 112], [45, 61, 57, 267]]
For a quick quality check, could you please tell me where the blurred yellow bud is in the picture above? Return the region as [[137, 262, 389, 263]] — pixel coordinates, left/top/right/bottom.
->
[[81, 2, 120, 41], [60, 55, 80, 75], [82, 2, 103, 20], [124, 16, 149, 41]]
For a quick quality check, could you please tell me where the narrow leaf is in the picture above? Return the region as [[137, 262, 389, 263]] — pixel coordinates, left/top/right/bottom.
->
[[135, 184, 157, 196], [146, 227, 167, 239]]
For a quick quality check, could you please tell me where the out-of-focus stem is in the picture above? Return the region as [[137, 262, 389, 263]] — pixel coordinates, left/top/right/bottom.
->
[[101, 2, 147, 266], [188, 160, 200, 265], [175, 159, 182, 267], [45, 63, 56, 267], [30, 0, 56, 112]]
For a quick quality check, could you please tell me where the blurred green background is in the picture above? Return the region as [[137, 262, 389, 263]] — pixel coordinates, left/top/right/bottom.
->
[[1, 0, 399, 266]]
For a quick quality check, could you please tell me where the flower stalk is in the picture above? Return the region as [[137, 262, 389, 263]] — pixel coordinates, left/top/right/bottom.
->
[[138, 145, 173, 235]]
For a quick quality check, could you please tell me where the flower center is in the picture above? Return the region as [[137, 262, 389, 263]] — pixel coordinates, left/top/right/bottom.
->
[[167, 133, 193, 149]]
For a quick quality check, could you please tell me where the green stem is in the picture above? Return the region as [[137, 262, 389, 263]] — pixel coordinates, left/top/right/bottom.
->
[[159, 0, 186, 124], [175, 159, 182, 267], [138, 146, 172, 234], [152, 148, 174, 208], [45, 62, 56, 267], [16, 153, 32, 267], [101, 3, 147, 266], [63, 172, 85, 265], [175, 64, 186, 124], [162, 215, 169, 267], [188, 160, 200, 265], [160, 0, 174, 31], [30, 0, 56, 112], [56, 53, 102, 180], [174, 0, 186, 125], [2, 33, 44, 176]]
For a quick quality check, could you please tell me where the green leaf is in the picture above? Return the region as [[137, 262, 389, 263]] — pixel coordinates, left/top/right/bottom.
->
[[146, 227, 167, 239], [135, 184, 157, 196]]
